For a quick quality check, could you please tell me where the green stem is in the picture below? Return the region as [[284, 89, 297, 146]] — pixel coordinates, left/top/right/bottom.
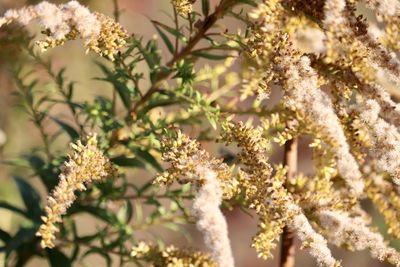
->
[[173, 6, 180, 56], [26, 47, 85, 135], [112, 0, 121, 114], [128, 0, 237, 120]]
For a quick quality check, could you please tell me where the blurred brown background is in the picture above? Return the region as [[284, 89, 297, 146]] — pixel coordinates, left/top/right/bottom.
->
[[0, 0, 396, 266]]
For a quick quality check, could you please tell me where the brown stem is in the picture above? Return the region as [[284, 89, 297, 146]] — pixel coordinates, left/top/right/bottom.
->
[[112, 0, 120, 114], [128, 0, 235, 119], [280, 138, 298, 267], [112, 0, 120, 22]]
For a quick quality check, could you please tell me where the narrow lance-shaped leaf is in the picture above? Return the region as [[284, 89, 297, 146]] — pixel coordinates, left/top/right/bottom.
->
[[14, 176, 42, 221], [133, 148, 163, 171], [0, 202, 29, 218], [51, 117, 79, 140], [82, 247, 112, 267], [202, 0, 210, 16], [96, 62, 132, 110], [151, 20, 187, 43], [0, 228, 11, 252], [152, 22, 175, 54], [111, 156, 146, 168], [48, 249, 72, 267], [192, 51, 231, 60]]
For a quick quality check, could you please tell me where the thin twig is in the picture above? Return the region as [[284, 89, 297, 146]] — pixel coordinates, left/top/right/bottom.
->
[[13, 71, 53, 161], [115, 194, 194, 200], [112, 0, 120, 114], [26, 47, 84, 135], [188, 13, 193, 36], [112, 0, 120, 22], [128, 0, 236, 119], [280, 138, 298, 267]]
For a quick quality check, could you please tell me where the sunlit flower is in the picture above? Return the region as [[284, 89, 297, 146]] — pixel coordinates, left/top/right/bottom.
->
[[36, 135, 116, 248]]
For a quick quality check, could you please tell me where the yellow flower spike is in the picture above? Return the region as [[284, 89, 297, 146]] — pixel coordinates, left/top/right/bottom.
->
[[36, 135, 117, 248]]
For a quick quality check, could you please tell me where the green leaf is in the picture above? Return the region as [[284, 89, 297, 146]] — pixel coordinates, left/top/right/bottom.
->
[[181, 183, 191, 193], [0, 158, 31, 168], [14, 177, 42, 221], [96, 63, 132, 110], [25, 155, 59, 192], [192, 51, 230, 60], [75, 204, 120, 225], [66, 82, 75, 99], [202, 0, 210, 16], [111, 78, 132, 110], [162, 222, 191, 241], [133, 149, 163, 172], [152, 22, 175, 54], [27, 154, 46, 170], [137, 181, 154, 195], [0, 229, 11, 243], [237, 0, 257, 6], [82, 247, 112, 267], [48, 249, 72, 267], [51, 117, 79, 140], [111, 156, 146, 168], [76, 232, 100, 243], [55, 67, 66, 86], [133, 38, 157, 69], [2, 155, 58, 193], [151, 20, 187, 43], [117, 201, 133, 224], [205, 113, 218, 130], [4, 227, 37, 256], [138, 97, 180, 117], [0, 202, 29, 218], [0, 228, 11, 251], [70, 221, 80, 262]]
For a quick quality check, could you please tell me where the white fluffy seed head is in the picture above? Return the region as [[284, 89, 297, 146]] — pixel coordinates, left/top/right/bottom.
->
[[192, 167, 235, 267], [282, 55, 364, 196], [0, 1, 101, 41], [319, 210, 400, 265]]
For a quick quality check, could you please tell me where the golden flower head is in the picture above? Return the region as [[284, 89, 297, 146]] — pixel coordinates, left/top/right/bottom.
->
[[0, 1, 128, 61], [155, 130, 239, 200], [131, 242, 217, 267], [171, 0, 194, 17], [36, 134, 117, 249]]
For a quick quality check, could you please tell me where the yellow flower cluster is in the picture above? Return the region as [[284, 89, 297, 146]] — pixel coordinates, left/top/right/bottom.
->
[[221, 121, 339, 266], [155, 131, 237, 266], [131, 242, 217, 267], [36, 135, 116, 249], [37, 12, 128, 61], [241, 0, 285, 101], [239, 0, 400, 265], [382, 16, 400, 50], [0, 1, 128, 61], [365, 173, 400, 239], [171, 0, 193, 17], [155, 131, 239, 200], [220, 121, 284, 259]]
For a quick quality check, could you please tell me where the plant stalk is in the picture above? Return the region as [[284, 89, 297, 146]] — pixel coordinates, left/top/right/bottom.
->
[[112, 0, 120, 115], [280, 138, 298, 267], [128, 0, 236, 119]]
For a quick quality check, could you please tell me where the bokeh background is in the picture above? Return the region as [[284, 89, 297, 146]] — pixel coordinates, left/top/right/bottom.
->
[[0, 0, 397, 266]]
